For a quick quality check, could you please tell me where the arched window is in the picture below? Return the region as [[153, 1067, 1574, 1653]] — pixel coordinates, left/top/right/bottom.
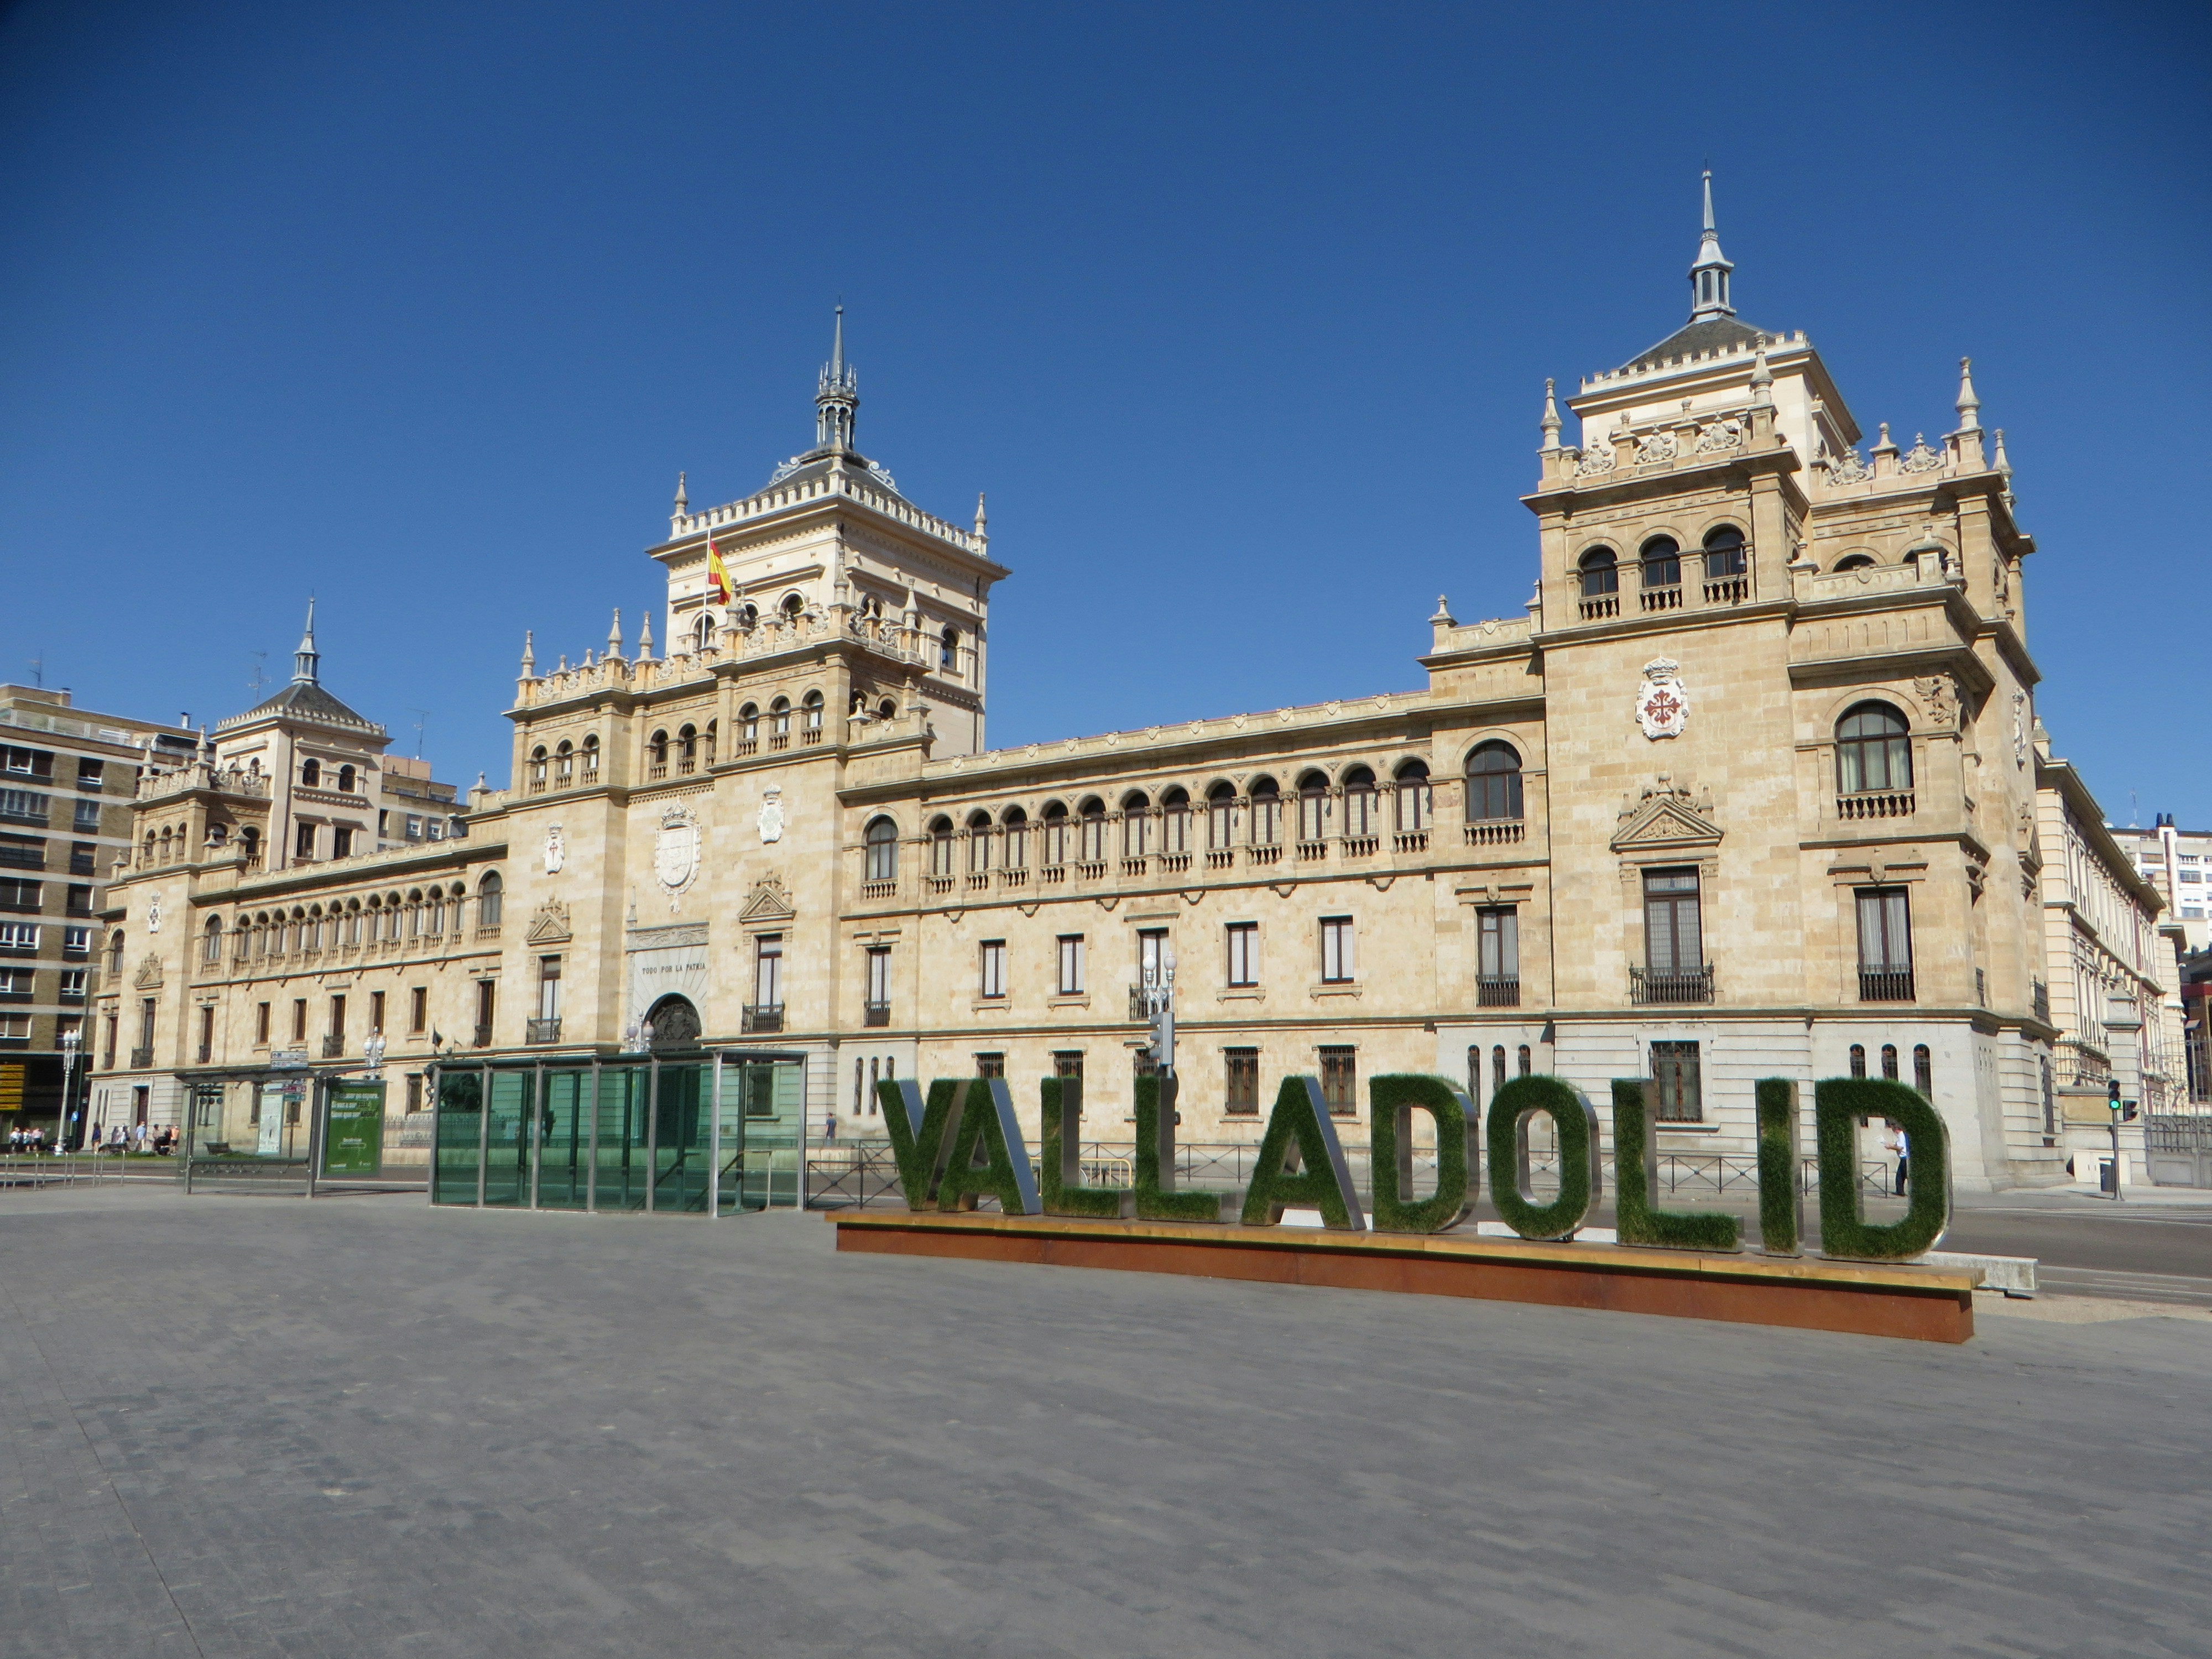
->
[[877, 697, 898, 720], [1001, 806, 1028, 869], [864, 817, 899, 883], [940, 627, 959, 674], [1640, 535, 1681, 589], [802, 690, 823, 741], [529, 747, 547, 791], [738, 602, 759, 629], [927, 816, 956, 878], [1249, 777, 1281, 846], [1702, 525, 1746, 578], [1296, 772, 1328, 844], [159, 827, 174, 863], [770, 697, 791, 749], [647, 731, 669, 778], [202, 915, 223, 966], [337, 764, 356, 794], [1121, 791, 1151, 859], [478, 871, 503, 927], [1162, 787, 1191, 854], [1881, 1043, 1900, 1082], [705, 720, 718, 766], [676, 724, 697, 775], [1394, 760, 1431, 832], [554, 742, 573, 786], [1849, 1044, 1866, 1078], [301, 759, 321, 788], [1206, 782, 1235, 850], [1341, 766, 1376, 838], [108, 931, 124, 975], [693, 612, 715, 653], [240, 826, 259, 867], [581, 734, 599, 781], [739, 704, 759, 750], [1914, 1044, 1933, 1098], [967, 811, 993, 874], [344, 901, 362, 947], [1465, 743, 1524, 822], [1578, 548, 1619, 597], [1078, 798, 1107, 863], [424, 888, 444, 937], [142, 832, 154, 867], [1041, 801, 1069, 867], [1835, 702, 1912, 794], [780, 593, 804, 620], [1834, 553, 1876, 572]]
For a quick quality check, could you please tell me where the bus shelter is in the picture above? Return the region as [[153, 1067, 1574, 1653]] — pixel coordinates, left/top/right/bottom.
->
[[429, 1048, 807, 1215]]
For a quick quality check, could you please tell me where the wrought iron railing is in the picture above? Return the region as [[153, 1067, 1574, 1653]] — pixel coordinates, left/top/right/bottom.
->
[[129, 1045, 154, 1068], [525, 1017, 562, 1044], [1477, 975, 1521, 1008], [1858, 968, 1913, 1002], [320, 1035, 346, 1058], [742, 1004, 784, 1035], [1630, 965, 1713, 1005], [863, 1000, 890, 1029]]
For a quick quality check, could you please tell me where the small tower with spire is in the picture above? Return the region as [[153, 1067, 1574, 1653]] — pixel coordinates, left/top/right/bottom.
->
[[1688, 169, 1735, 321], [816, 305, 858, 455], [294, 598, 320, 685]]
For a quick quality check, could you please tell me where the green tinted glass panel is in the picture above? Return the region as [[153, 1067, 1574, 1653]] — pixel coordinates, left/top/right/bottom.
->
[[483, 1071, 533, 1208], [651, 1063, 709, 1215], [595, 1066, 649, 1212], [536, 1069, 588, 1210], [714, 1061, 754, 1214], [433, 1071, 483, 1205], [731, 1060, 805, 1208]]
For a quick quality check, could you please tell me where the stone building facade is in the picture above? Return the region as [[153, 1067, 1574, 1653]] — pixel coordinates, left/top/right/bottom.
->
[[96, 183, 2166, 1189]]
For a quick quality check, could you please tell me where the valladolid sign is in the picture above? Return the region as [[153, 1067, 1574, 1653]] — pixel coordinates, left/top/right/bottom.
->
[[875, 1071, 1950, 1263]]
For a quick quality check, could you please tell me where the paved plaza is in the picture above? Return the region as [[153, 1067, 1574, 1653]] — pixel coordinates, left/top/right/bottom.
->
[[3, 1188, 2211, 1658]]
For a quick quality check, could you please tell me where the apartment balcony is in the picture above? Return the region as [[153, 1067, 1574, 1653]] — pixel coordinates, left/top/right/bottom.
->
[[1296, 841, 1328, 862], [196, 1043, 212, 1065], [800, 728, 822, 746], [1579, 594, 1620, 622], [471, 1024, 492, 1048], [1159, 852, 1191, 874], [1639, 585, 1683, 614], [1393, 830, 1429, 854], [1476, 975, 1521, 1008], [1248, 844, 1283, 867], [741, 1004, 783, 1035], [525, 1017, 563, 1045], [863, 1000, 890, 1029], [1340, 836, 1378, 858], [925, 875, 954, 896], [1464, 819, 1526, 847], [1858, 968, 1914, 1003], [1630, 965, 1714, 1005], [129, 1045, 154, 1068], [321, 1034, 346, 1058], [859, 879, 898, 900]]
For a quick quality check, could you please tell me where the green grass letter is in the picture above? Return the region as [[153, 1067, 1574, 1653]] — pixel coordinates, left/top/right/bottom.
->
[[1368, 1075, 1473, 1234]]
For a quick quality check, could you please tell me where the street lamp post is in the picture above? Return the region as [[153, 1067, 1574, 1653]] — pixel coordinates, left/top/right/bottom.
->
[[58, 1027, 80, 1156]]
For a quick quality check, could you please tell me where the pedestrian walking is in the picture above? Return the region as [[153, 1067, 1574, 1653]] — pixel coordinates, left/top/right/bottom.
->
[[1892, 1123, 1911, 1196]]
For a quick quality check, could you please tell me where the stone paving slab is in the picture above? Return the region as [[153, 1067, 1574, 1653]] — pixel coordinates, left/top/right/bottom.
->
[[2, 1187, 2210, 1658]]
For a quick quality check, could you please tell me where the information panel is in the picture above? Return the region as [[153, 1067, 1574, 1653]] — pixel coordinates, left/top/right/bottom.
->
[[322, 1081, 385, 1177]]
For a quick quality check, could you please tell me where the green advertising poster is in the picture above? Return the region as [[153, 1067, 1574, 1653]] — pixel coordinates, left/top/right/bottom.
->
[[322, 1081, 385, 1177]]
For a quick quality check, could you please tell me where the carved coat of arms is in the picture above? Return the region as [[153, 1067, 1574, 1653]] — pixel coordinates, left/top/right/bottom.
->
[[757, 786, 784, 846], [654, 803, 700, 909], [1635, 658, 1691, 741], [544, 824, 565, 874]]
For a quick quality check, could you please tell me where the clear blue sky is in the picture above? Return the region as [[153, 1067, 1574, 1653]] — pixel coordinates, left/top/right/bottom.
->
[[2, 3, 2206, 822]]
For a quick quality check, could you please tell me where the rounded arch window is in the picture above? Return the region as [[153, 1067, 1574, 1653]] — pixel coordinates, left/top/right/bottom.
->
[[1578, 547, 1619, 597], [1465, 742, 1524, 822], [554, 741, 573, 785], [927, 815, 956, 877], [780, 592, 804, 619], [336, 763, 356, 794], [1342, 765, 1376, 837], [940, 626, 960, 672], [301, 758, 321, 788], [1835, 702, 1912, 794], [1834, 554, 1876, 572], [1248, 775, 1281, 847], [1160, 786, 1192, 854], [1000, 805, 1029, 868], [1077, 797, 1108, 864], [676, 724, 697, 773], [864, 816, 899, 883], [581, 734, 599, 780], [877, 697, 897, 719], [478, 870, 503, 927], [739, 703, 759, 745], [1040, 799, 1070, 867], [1121, 791, 1152, 859], [966, 810, 993, 873], [108, 931, 124, 974], [1203, 781, 1235, 849], [1394, 759, 1431, 832], [648, 730, 669, 774], [738, 602, 759, 629], [802, 690, 824, 735], [1702, 524, 1746, 579], [1640, 535, 1681, 588], [693, 612, 715, 653], [529, 747, 548, 789], [770, 697, 791, 743], [202, 914, 223, 964]]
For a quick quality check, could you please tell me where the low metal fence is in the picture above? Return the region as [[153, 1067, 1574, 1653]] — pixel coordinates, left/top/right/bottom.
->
[[2145, 1113, 2212, 1188]]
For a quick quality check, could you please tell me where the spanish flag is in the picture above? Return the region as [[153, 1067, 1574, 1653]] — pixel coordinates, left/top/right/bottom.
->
[[706, 533, 733, 605]]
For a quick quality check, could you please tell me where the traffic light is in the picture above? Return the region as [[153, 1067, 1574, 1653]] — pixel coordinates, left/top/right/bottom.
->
[[2108, 1078, 2121, 1112]]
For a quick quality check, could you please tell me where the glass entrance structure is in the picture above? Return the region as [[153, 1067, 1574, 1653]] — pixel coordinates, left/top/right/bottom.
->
[[431, 1050, 806, 1215]]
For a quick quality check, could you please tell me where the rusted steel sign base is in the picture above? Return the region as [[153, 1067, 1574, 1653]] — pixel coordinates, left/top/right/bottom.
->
[[834, 1212, 1976, 1343]]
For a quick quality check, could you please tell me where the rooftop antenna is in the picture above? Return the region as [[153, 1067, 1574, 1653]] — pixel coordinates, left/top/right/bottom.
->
[[247, 652, 269, 696], [26, 654, 42, 688], [410, 708, 429, 760]]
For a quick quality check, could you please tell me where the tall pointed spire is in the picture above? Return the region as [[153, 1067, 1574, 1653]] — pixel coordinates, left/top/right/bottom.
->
[[293, 598, 320, 684], [816, 304, 859, 454], [520, 630, 535, 676], [1538, 378, 1562, 452], [974, 492, 988, 541], [1687, 169, 1735, 321], [637, 608, 654, 661], [607, 607, 624, 659], [1954, 356, 1980, 431]]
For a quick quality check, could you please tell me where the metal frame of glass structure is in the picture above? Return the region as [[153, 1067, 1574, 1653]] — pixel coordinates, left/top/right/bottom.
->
[[429, 1048, 807, 1215]]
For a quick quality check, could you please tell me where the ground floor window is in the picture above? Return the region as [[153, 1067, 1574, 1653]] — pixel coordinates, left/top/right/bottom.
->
[[1225, 1047, 1259, 1114], [1319, 1045, 1356, 1116], [1052, 1050, 1084, 1082], [1650, 1040, 1701, 1122], [974, 1052, 1005, 1079]]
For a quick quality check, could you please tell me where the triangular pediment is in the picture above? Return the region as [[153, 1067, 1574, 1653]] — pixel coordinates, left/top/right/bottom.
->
[[740, 875, 795, 925], [525, 900, 573, 945], [133, 953, 164, 990], [1611, 790, 1722, 853]]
